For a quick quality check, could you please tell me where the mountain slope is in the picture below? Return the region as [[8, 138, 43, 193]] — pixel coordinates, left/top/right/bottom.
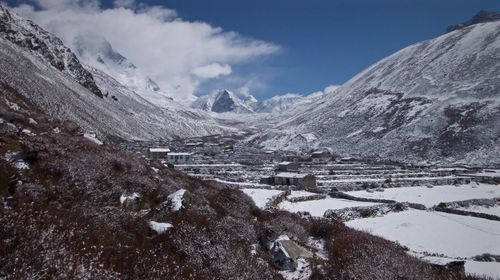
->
[[0, 4, 237, 141], [252, 19, 500, 165], [253, 90, 332, 113], [0, 5, 102, 98]]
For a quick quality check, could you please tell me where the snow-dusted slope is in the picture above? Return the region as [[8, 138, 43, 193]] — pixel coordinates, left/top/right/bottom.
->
[[253, 91, 329, 113], [192, 89, 255, 113], [253, 20, 500, 165], [0, 4, 237, 140]]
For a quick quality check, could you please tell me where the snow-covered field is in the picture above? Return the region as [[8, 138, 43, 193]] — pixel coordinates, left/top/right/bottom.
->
[[465, 261, 500, 279], [346, 210, 500, 279], [347, 183, 500, 207], [280, 197, 379, 217], [419, 256, 500, 279], [242, 185, 500, 278], [241, 188, 283, 209], [287, 190, 323, 199], [347, 210, 500, 278], [347, 210, 500, 258]]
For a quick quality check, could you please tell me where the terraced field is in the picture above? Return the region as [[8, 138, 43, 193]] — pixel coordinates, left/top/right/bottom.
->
[[176, 160, 500, 278]]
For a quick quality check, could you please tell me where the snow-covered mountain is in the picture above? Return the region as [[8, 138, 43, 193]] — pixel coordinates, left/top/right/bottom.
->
[[192, 89, 255, 113], [192, 86, 338, 114], [73, 34, 174, 107], [253, 87, 338, 113], [0, 4, 238, 140], [447, 10, 500, 33], [0, 5, 102, 98], [251, 16, 500, 165]]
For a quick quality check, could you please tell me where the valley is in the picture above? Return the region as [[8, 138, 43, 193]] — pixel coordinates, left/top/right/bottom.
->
[[119, 134, 500, 279], [0, 2, 499, 279]]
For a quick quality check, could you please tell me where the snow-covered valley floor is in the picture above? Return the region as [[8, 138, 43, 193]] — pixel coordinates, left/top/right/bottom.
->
[[347, 183, 500, 208], [169, 150, 500, 279], [237, 173, 500, 279]]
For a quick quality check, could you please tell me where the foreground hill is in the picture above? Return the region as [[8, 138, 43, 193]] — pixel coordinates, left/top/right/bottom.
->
[[0, 4, 237, 141], [252, 17, 500, 166]]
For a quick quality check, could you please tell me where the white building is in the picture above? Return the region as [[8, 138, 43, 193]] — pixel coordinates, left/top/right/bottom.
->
[[167, 152, 192, 164], [148, 148, 170, 160]]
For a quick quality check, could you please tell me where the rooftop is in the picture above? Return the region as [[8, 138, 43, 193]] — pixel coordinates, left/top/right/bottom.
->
[[149, 148, 170, 153], [168, 152, 192, 156], [276, 172, 309, 178]]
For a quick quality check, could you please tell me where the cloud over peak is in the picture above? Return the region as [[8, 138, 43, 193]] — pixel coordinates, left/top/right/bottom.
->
[[191, 63, 232, 79], [12, 0, 279, 99]]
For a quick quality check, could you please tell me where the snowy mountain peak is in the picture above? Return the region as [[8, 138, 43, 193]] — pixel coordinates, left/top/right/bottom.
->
[[192, 89, 255, 113], [191, 85, 338, 114], [72, 33, 172, 106], [0, 4, 103, 98], [74, 34, 129, 67], [447, 10, 500, 33]]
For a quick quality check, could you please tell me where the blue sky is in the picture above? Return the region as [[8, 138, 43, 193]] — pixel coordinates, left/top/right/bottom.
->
[[8, 0, 500, 100], [148, 0, 500, 97], [135, 0, 500, 98]]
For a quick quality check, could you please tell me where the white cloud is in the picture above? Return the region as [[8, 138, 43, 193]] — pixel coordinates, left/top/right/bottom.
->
[[191, 63, 231, 79], [12, 0, 279, 99]]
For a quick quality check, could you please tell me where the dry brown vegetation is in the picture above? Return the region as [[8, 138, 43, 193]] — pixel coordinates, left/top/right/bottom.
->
[[0, 87, 486, 279]]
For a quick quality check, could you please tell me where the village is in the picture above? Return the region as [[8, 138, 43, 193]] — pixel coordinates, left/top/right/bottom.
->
[[117, 134, 500, 279]]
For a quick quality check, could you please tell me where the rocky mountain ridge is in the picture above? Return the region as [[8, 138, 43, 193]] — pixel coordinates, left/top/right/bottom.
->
[[0, 4, 102, 98], [192, 86, 337, 114], [447, 10, 500, 33]]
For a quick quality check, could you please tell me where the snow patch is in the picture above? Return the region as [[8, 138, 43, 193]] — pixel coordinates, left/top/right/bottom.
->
[[337, 109, 349, 117], [6, 100, 20, 111], [346, 129, 363, 138], [120, 192, 140, 205], [241, 188, 284, 209], [4, 152, 29, 170], [166, 189, 187, 212], [21, 129, 35, 136], [299, 133, 318, 143], [149, 221, 173, 234], [83, 133, 103, 145]]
